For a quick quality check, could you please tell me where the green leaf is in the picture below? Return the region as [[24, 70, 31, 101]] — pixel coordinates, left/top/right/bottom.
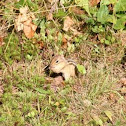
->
[[35, 88, 51, 94], [113, 18, 126, 30], [61, 107, 67, 112], [54, 10, 67, 18], [93, 116, 103, 126], [104, 110, 113, 121], [58, 32, 62, 42], [59, 87, 71, 95], [114, 0, 126, 12], [77, 64, 86, 74], [107, 15, 116, 24], [97, 5, 109, 24], [67, 43, 75, 52], [110, 0, 117, 4], [0, 116, 6, 122], [40, 20, 46, 41], [26, 54, 32, 60], [75, 0, 91, 16], [105, 40, 110, 45], [15, 0, 25, 8], [27, 111, 36, 118], [115, 120, 121, 126], [92, 25, 105, 33], [116, 14, 126, 18], [100, 0, 110, 6]]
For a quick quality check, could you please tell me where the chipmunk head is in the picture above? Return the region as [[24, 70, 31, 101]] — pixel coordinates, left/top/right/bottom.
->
[[50, 55, 68, 73]]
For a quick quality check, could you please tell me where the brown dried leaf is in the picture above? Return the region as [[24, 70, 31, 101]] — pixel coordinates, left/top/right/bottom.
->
[[108, 4, 114, 11], [51, 76, 64, 92], [12, 86, 19, 94], [15, 6, 37, 38], [72, 83, 83, 93], [62, 35, 67, 48], [20, 6, 28, 14], [15, 7, 29, 31], [37, 41, 44, 49], [23, 19, 37, 39], [70, 27, 82, 35], [70, 7, 85, 15], [109, 93, 115, 100], [63, 16, 74, 32], [31, 23, 37, 31], [90, 0, 100, 7], [0, 36, 5, 47], [46, 12, 53, 21], [120, 31, 126, 46], [108, 93, 118, 103], [121, 87, 126, 94], [0, 84, 4, 96], [120, 78, 126, 86]]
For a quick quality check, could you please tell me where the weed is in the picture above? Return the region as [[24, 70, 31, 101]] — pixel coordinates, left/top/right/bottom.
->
[[0, 0, 126, 125]]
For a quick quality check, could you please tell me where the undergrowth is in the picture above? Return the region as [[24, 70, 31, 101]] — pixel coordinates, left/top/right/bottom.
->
[[0, 0, 126, 126]]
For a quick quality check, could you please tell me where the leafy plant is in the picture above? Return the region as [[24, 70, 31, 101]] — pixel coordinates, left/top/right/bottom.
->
[[77, 64, 86, 74]]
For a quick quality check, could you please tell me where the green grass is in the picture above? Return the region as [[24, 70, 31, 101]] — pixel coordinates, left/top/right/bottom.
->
[[0, 0, 126, 125], [0, 53, 126, 125]]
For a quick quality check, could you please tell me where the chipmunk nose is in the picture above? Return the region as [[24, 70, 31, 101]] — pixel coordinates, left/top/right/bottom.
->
[[49, 65, 54, 70]]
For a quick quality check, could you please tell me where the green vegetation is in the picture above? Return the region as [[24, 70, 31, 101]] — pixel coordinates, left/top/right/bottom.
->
[[0, 0, 126, 125]]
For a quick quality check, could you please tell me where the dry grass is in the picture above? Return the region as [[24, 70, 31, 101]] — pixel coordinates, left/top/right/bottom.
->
[[1, 42, 126, 125], [0, 0, 126, 125]]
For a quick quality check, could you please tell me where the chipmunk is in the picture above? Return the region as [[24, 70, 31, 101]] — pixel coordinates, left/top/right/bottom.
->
[[50, 55, 77, 80]]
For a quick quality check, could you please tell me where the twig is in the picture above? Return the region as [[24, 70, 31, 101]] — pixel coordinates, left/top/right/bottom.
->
[[4, 29, 14, 54]]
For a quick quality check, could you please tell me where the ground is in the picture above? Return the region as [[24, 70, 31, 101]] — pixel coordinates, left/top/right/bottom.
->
[[0, 0, 126, 126]]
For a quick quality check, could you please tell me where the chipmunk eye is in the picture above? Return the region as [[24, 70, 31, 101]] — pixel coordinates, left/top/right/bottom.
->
[[56, 60, 59, 63]]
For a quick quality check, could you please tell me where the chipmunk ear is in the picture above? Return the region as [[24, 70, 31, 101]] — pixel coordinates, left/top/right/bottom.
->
[[52, 53, 59, 57], [60, 55, 65, 60]]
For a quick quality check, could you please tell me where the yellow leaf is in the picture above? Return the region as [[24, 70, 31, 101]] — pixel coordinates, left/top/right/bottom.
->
[[104, 110, 113, 121], [63, 16, 74, 32]]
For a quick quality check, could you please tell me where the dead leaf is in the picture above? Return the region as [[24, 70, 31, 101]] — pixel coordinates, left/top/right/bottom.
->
[[50, 0, 61, 13], [51, 76, 64, 92], [0, 36, 5, 47], [54, 102, 60, 106], [121, 87, 126, 94], [120, 31, 126, 46], [15, 7, 28, 31], [62, 35, 67, 48], [23, 19, 32, 25], [15, 17, 24, 31], [120, 78, 126, 86], [72, 83, 83, 93], [12, 86, 19, 94], [20, 6, 28, 14], [83, 99, 91, 107], [69, 7, 85, 15], [31, 23, 37, 31], [0, 84, 4, 96], [70, 27, 82, 35], [14, 122, 19, 126], [37, 41, 44, 49], [108, 4, 114, 11], [90, 0, 100, 7], [109, 93, 114, 100], [23, 19, 37, 39], [46, 12, 53, 21], [63, 16, 74, 32], [108, 93, 118, 103], [15, 6, 37, 38]]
